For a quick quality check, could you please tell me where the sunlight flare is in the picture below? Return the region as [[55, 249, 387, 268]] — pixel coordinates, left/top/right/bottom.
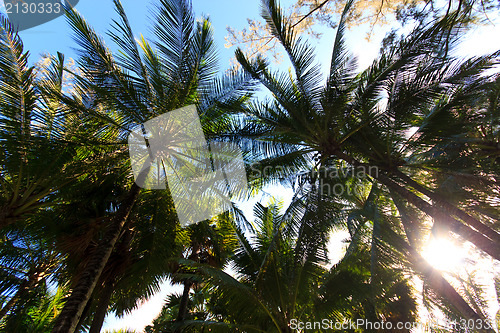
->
[[422, 237, 467, 272]]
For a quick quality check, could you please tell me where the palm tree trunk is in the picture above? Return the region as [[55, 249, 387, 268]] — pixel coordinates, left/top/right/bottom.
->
[[174, 280, 194, 333], [333, 151, 500, 260], [385, 228, 494, 332], [89, 281, 115, 333], [412, 251, 492, 329], [52, 183, 142, 333], [175, 242, 202, 331], [88, 225, 134, 333], [404, 243, 494, 332], [377, 173, 500, 260], [393, 169, 500, 243], [74, 296, 93, 333], [177, 280, 193, 323]]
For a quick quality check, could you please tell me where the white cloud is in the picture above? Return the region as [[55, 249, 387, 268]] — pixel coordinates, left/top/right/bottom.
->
[[102, 279, 183, 333]]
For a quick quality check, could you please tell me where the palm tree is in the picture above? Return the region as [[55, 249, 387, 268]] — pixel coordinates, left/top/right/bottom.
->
[[211, 201, 338, 332], [39, 163, 182, 332], [85, 190, 183, 333], [0, 18, 87, 230], [0, 23, 108, 330], [234, 0, 500, 255], [0, 284, 67, 332], [48, 0, 253, 331], [146, 286, 215, 333], [170, 195, 418, 333], [228, 0, 499, 325], [160, 201, 327, 332], [145, 214, 238, 333], [0, 225, 63, 322]]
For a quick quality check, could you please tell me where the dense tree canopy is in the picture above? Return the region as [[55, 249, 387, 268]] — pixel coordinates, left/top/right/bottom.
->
[[0, 0, 499, 332]]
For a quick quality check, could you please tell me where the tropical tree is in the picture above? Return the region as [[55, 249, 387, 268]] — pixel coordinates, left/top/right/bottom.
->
[[0, 22, 79, 328], [0, 284, 67, 333], [145, 215, 238, 333], [45, 0, 253, 331], [1, 0, 252, 330], [145, 286, 215, 333], [226, 0, 499, 325], [0, 15, 85, 230], [2, 0, 498, 331], [44, 170, 183, 333], [160, 201, 331, 332], [162, 194, 419, 333]]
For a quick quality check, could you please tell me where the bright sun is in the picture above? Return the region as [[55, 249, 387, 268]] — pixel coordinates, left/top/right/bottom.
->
[[422, 237, 467, 272]]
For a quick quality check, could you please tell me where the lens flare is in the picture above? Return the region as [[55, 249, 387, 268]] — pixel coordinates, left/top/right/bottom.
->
[[422, 237, 466, 271]]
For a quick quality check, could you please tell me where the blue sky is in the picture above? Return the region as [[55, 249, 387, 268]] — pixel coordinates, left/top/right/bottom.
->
[[1, 0, 390, 75], [2, 0, 500, 331], [3, 0, 499, 92], [2, 0, 266, 71]]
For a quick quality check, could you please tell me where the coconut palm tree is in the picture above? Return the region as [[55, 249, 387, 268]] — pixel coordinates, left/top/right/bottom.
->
[[85, 190, 183, 333], [145, 214, 238, 333], [233, 0, 500, 256], [145, 286, 215, 333], [47, 0, 253, 331], [0, 16, 86, 230], [38, 156, 183, 333], [161, 201, 329, 332], [83, 202, 237, 333], [169, 194, 418, 333], [226, 0, 499, 325], [172, 166, 491, 332]]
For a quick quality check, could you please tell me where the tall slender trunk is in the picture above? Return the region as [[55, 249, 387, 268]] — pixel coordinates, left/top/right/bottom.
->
[[176, 280, 193, 323], [174, 280, 193, 333], [393, 169, 500, 243], [385, 227, 494, 332], [52, 183, 142, 333], [88, 281, 115, 333], [334, 151, 500, 260], [389, 202, 494, 332], [175, 242, 202, 332], [411, 249, 492, 329], [88, 226, 134, 333], [74, 296, 93, 333], [378, 173, 500, 260]]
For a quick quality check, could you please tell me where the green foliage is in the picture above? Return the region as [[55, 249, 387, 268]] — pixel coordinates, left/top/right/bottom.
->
[[1, 0, 499, 332], [1, 0, 252, 330], [221, 0, 500, 329], [0, 285, 66, 333]]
